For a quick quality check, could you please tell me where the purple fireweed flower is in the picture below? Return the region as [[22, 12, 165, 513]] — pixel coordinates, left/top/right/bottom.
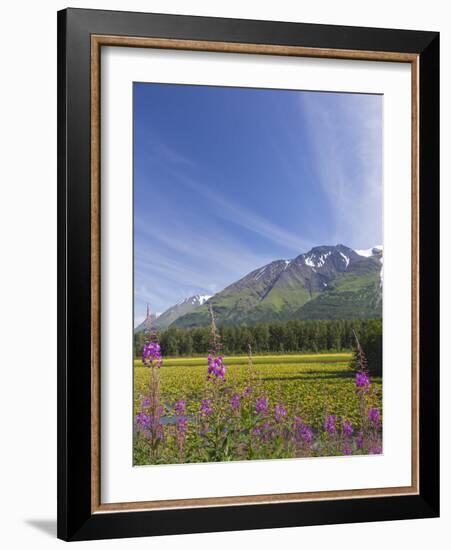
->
[[155, 405, 164, 420], [141, 397, 151, 408], [355, 370, 370, 390], [324, 415, 337, 434], [368, 407, 381, 427], [255, 397, 269, 414], [357, 431, 364, 450], [137, 405, 164, 441], [274, 403, 287, 422], [369, 444, 382, 455], [207, 354, 226, 381], [294, 417, 313, 445], [343, 442, 353, 455], [230, 394, 241, 410], [174, 400, 186, 416], [300, 425, 314, 445], [154, 423, 165, 441], [135, 412, 151, 431], [243, 386, 252, 397], [135, 411, 164, 441], [342, 419, 354, 438], [142, 341, 163, 368], [200, 398, 213, 417], [176, 417, 188, 434], [257, 421, 273, 443]]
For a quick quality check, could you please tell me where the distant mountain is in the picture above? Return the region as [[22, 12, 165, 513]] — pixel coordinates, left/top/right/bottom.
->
[[155, 294, 211, 329], [134, 312, 157, 334], [172, 244, 383, 328], [135, 295, 212, 333]]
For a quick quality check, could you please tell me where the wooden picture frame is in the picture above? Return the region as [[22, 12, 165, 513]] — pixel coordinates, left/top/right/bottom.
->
[[57, 7, 439, 541]]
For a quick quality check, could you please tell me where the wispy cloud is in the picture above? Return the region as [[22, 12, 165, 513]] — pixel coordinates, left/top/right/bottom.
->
[[134, 200, 280, 318], [177, 173, 314, 253], [148, 136, 196, 168], [135, 212, 274, 277], [134, 213, 275, 314], [136, 125, 197, 168], [297, 93, 383, 248]]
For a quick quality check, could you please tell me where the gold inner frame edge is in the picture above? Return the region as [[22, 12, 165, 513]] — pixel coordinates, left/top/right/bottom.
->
[[90, 35, 420, 514]]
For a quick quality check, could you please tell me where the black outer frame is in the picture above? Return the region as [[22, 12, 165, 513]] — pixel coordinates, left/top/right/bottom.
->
[[57, 8, 439, 542]]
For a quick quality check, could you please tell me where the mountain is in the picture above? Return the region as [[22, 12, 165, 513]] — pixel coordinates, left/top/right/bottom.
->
[[172, 244, 383, 328], [135, 295, 212, 333], [134, 312, 157, 334], [155, 294, 211, 329]]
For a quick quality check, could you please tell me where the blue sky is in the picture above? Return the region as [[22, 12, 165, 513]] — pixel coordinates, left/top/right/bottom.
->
[[134, 83, 382, 324]]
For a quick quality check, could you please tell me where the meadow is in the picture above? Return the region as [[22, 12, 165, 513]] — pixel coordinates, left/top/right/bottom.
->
[[134, 353, 381, 430], [133, 351, 382, 465]]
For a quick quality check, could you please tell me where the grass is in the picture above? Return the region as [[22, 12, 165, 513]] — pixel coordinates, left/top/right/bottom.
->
[[134, 352, 382, 430]]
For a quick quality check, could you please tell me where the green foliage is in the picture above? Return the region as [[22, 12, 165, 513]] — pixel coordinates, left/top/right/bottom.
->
[[135, 318, 382, 358]]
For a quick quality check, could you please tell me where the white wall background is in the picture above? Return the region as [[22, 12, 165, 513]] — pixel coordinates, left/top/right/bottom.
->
[[0, 0, 448, 547]]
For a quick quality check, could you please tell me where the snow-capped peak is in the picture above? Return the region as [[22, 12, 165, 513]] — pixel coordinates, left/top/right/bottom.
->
[[354, 245, 383, 258]]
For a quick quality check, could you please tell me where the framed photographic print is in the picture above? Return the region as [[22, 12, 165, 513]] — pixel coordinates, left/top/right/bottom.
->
[[57, 8, 439, 541]]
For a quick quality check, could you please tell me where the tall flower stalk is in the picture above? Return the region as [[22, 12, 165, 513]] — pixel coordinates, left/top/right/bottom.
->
[[174, 400, 188, 461], [202, 304, 235, 461], [206, 303, 225, 382], [139, 306, 164, 461], [352, 329, 382, 453], [353, 329, 370, 430]]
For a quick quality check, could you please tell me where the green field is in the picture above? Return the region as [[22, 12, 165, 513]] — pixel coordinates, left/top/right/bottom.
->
[[134, 353, 382, 430]]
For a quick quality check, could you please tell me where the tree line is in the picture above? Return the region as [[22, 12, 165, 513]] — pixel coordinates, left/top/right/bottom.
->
[[134, 318, 382, 362]]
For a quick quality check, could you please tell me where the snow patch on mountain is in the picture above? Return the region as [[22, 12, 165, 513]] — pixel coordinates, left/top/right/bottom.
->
[[181, 294, 212, 305], [304, 255, 315, 268], [310, 251, 332, 268], [254, 267, 267, 280], [355, 245, 383, 258], [339, 252, 350, 268], [302, 250, 334, 269]]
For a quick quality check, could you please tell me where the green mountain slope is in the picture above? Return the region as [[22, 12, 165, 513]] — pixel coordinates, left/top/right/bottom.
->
[[172, 244, 383, 328], [295, 270, 382, 320]]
